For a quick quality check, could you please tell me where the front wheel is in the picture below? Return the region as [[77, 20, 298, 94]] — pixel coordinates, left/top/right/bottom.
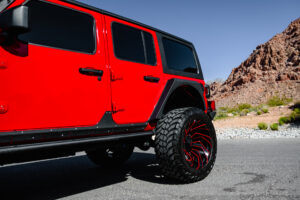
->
[[154, 107, 217, 183]]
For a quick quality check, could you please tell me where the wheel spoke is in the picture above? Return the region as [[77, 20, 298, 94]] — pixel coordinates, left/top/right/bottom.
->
[[192, 145, 208, 164], [190, 124, 207, 131], [192, 141, 210, 164], [195, 119, 202, 124], [191, 132, 211, 139], [192, 136, 212, 149], [192, 141, 209, 154], [190, 154, 194, 167], [191, 150, 202, 169], [193, 128, 209, 131], [186, 120, 196, 134], [200, 136, 212, 148]]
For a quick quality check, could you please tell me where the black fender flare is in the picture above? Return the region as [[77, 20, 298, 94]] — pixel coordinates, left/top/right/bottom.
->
[[149, 79, 206, 121]]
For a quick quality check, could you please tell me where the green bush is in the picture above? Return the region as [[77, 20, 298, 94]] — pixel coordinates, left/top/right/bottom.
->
[[257, 111, 262, 115], [286, 97, 293, 104], [238, 103, 251, 110], [262, 108, 269, 113], [286, 105, 300, 123], [267, 96, 293, 107], [290, 111, 296, 121], [278, 117, 290, 125], [251, 107, 259, 112], [240, 109, 250, 116], [267, 96, 282, 106], [270, 123, 279, 131], [231, 111, 239, 116], [214, 113, 228, 120], [258, 122, 268, 130], [293, 107, 300, 122], [257, 104, 264, 109], [278, 119, 284, 126], [243, 109, 250, 113], [219, 107, 228, 112], [227, 107, 239, 113]]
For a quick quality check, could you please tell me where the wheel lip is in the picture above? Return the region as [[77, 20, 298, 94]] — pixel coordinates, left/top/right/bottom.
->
[[180, 112, 215, 172]]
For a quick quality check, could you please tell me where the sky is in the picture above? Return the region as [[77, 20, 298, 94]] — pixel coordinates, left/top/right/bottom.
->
[[78, 0, 300, 82]]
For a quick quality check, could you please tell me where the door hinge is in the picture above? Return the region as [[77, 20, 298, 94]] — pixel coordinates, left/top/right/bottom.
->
[[112, 102, 125, 114], [110, 71, 123, 82]]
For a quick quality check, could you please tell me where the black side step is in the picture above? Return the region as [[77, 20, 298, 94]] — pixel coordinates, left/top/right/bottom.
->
[[0, 131, 153, 155]]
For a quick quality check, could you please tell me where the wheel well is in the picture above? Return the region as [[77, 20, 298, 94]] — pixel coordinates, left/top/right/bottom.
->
[[163, 85, 205, 114]]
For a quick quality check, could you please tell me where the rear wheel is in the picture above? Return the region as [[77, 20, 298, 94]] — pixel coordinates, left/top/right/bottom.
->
[[86, 144, 134, 168], [154, 107, 217, 183]]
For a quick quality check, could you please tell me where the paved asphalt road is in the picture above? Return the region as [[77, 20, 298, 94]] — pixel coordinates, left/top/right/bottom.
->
[[0, 139, 299, 200]]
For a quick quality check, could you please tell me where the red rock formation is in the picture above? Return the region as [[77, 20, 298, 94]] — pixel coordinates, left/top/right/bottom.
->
[[210, 18, 300, 107]]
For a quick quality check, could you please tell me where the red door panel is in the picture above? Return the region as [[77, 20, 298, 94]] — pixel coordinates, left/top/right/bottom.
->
[[104, 16, 166, 124], [0, 1, 109, 132]]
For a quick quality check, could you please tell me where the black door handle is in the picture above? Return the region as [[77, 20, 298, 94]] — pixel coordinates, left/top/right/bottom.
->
[[144, 76, 160, 83], [79, 68, 103, 77]]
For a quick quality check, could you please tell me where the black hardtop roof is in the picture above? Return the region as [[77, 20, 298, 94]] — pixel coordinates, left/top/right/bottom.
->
[[60, 0, 193, 45]]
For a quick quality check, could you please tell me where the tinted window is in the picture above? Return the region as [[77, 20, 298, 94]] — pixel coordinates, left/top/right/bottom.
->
[[162, 38, 198, 73], [112, 22, 156, 65], [19, 1, 95, 53], [112, 23, 145, 63], [144, 31, 156, 65]]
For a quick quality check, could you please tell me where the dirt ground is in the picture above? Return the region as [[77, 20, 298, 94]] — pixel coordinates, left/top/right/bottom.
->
[[213, 105, 293, 129]]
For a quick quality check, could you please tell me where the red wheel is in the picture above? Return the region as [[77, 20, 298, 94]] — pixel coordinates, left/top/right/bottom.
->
[[183, 119, 213, 169], [155, 107, 217, 183]]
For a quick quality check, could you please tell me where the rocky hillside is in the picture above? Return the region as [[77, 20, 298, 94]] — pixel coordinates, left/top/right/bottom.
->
[[210, 18, 300, 107]]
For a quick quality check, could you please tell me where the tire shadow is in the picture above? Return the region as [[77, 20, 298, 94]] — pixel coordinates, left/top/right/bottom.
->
[[0, 151, 180, 200]]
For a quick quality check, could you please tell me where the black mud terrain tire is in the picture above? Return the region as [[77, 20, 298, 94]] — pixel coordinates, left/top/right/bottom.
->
[[86, 145, 134, 168], [154, 107, 217, 183]]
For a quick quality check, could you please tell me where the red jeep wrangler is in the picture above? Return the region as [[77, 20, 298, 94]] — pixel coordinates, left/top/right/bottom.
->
[[0, 0, 217, 182]]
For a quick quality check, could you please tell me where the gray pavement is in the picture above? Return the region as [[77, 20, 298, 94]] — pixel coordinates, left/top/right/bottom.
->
[[0, 139, 299, 200]]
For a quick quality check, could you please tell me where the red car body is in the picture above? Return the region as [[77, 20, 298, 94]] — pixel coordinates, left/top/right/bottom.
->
[[0, 0, 215, 165]]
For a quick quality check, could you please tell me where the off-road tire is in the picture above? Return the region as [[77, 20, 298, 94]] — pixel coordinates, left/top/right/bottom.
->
[[86, 145, 134, 168], [154, 107, 217, 183]]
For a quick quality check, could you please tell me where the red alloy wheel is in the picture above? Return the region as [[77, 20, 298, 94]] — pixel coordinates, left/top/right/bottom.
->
[[183, 119, 212, 170]]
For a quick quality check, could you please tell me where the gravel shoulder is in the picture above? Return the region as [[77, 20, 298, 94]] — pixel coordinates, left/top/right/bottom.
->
[[216, 124, 300, 140], [213, 105, 300, 140]]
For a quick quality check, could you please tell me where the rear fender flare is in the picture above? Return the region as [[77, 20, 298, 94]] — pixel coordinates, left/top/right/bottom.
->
[[149, 79, 206, 121]]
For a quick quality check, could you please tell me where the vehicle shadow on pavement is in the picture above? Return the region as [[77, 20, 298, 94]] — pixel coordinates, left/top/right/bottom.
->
[[0, 151, 179, 200], [126, 152, 182, 185]]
